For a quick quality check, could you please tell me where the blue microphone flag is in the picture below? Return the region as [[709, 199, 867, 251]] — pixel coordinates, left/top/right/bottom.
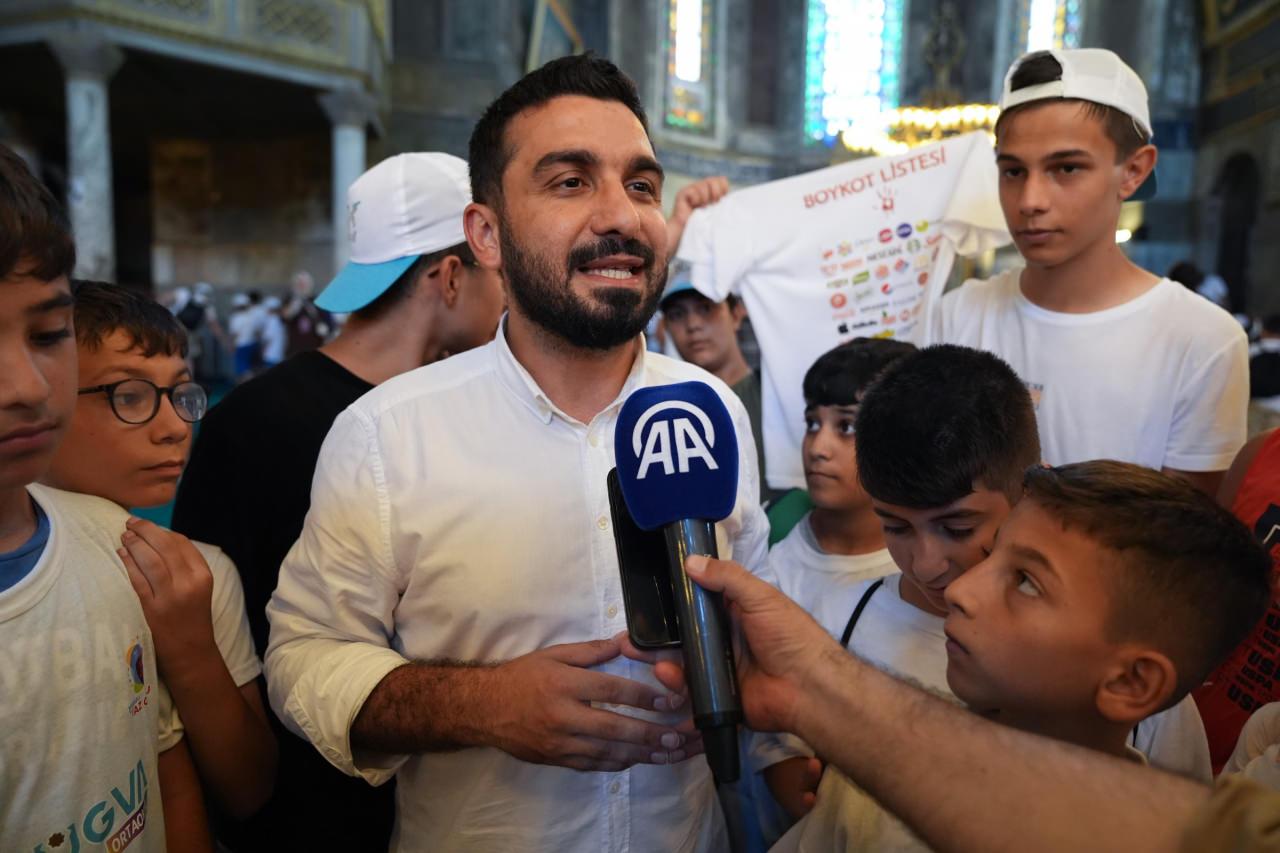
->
[[614, 381, 739, 530]]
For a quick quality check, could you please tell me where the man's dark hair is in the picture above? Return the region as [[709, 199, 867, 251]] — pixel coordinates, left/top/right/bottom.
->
[[996, 51, 1148, 162], [856, 344, 1040, 508], [1022, 461, 1272, 700], [71, 279, 188, 359], [804, 337, 917, 409], [353, 241, 477, 322], [468, 53, 648, 208], [0, 143, 75, 282]]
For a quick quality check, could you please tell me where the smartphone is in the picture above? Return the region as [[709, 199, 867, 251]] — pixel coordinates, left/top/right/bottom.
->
[[607, 468, 681, 649]]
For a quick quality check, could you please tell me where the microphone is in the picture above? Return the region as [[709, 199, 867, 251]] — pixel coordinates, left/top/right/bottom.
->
[[614, 380, 743, 784]]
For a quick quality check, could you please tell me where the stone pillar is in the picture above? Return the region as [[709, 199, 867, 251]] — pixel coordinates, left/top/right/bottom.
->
[[318, 88, 377, 276], [49, 34, 123, 281]]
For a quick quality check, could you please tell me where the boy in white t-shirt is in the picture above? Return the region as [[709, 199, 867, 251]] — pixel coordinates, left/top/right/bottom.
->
[[42, 281, 277, 840], [931, 48, 1247, 495], [772, 343, 1043, 853], [749, 337, 914, 840], [0, 144, 168, 851]]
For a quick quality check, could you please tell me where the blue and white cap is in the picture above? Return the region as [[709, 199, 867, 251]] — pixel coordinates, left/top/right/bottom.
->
[[316, 152, 472, 312], [1000, 48, 1158, 200]]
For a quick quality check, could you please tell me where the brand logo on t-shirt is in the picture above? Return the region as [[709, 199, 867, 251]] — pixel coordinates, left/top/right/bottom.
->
[[830, 293, 848, 308], [893, 258, 909, 273], [878, 229, 893, 243], [896, 223, 913, 239], [32, 760, 150, 852], [918, 272, 930, 286], [916, 220, 931, 233], [125, 638, 151, 717], [1024, 381, 1044, 409], [853, 271, 870, 285]]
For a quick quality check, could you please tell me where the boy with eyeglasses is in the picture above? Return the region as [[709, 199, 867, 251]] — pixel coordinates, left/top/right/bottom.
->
[[43, 280, 277, 845]]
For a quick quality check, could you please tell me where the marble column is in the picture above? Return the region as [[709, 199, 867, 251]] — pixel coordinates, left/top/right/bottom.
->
[[318, 88, 378, 277], [49, 34, 123, 282]]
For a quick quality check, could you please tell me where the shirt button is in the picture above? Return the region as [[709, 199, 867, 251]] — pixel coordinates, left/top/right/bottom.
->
[[589, 434, 599, 447], [607, 604, 618, 619], [597, 516, 609, 530], [609, 781, 621, 794]]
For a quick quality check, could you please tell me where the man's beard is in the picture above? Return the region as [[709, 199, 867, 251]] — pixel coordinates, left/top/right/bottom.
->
[[500, 219, 665, 351]]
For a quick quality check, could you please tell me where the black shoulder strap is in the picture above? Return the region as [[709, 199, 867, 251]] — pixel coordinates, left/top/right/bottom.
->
[[840, 578, 885, 648]]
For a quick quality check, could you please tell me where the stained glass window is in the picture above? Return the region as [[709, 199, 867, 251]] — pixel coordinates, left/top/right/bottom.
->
[[1025, 0, 1082, 52], [804, 0, 906, 145], [663, 0, 717, 135]]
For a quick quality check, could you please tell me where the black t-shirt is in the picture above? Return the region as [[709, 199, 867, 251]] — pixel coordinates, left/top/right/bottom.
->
[[172, 350, 391, 852]]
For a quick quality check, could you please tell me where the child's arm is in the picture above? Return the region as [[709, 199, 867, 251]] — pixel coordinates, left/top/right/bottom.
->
[[158, 739, 214, 853], [765, 756, 824, 820], [121, 518, 278, 819]]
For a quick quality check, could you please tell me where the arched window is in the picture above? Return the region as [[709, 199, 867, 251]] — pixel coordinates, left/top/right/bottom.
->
[[803, 0, 907, 145], [663, 0, 718, 136]]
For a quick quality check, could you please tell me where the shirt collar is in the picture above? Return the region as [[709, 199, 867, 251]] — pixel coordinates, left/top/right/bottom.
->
[[493, 314, 650, 426]]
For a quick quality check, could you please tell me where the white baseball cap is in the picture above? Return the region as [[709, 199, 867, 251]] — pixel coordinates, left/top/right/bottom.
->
[[316, 152, 472, 312], [999, 48, 1157, 200]]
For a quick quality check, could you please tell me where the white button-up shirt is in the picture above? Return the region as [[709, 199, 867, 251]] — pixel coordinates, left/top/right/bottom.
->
[[265, 325, 770, 852]]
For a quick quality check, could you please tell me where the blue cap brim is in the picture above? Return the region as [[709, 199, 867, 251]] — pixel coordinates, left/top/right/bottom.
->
[[315, 255, 418, 312], [1130, 168, 1158, 202], [659, 279, 699, 309]]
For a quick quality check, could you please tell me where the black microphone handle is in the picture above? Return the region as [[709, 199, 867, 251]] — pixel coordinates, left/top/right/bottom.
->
[[663, 518, 742, 784]]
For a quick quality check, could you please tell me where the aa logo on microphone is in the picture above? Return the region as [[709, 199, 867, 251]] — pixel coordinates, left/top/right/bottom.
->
[[632, 401, 720, 479], [614, 381, 740, 529]]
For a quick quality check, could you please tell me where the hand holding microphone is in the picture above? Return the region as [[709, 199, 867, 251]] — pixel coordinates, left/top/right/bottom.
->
[[613, 381, 744, 783]]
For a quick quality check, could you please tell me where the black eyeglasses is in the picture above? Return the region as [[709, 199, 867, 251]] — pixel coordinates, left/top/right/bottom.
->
[[78, 378, 208, 425]]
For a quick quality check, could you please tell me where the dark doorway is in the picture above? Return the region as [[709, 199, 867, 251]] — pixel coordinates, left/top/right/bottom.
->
[[1215, 151, 1261, 313]]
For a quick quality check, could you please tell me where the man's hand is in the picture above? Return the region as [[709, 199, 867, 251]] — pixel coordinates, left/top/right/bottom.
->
[[118, 517, 218, 680], [482, 637, 700, 772], [652, 556, 840, 735], [666, 175, 730, 261]]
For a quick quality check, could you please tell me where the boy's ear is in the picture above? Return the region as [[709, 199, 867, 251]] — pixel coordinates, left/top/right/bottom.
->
[[1118, 144, 1157, 201], [434, 255, 464, 308], [1095, 647, 1178, 725]]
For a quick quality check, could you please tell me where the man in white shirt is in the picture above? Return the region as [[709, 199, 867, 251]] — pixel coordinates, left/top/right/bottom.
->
[[264, 54, 769, 852], [930, 49, 1247, 494]]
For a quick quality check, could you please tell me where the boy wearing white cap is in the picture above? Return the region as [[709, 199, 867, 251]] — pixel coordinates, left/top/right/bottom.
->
[[931, 48, 1243, 785], [932, 48, 1247, 496], [171, 152, 503, 852]]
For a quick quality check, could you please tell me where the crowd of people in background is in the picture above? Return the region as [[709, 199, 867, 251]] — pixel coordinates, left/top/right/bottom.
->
[[5, 46, 1280, 853]]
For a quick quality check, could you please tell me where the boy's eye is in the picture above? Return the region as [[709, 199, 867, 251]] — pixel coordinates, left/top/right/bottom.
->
[[942, 526, 974, 540], [804, 418, 820, 433], [629, 180, 657, 196], [32, 328, 72, 348], [882, 524, 910, 537], [1015, 570, 1041, 598], [558, 176, 585, 189], [838, 420, 856, 436], [1001, 168, 1024, 179]]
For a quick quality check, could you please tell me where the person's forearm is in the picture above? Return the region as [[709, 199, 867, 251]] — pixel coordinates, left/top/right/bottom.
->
[[350, 661, 496, 754], [158, 740, 214, 853], [796, 647, 1211, 853], [165, 654, 277, 819]]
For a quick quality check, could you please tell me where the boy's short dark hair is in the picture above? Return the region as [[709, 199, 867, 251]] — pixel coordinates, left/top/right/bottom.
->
[[353, 241, 477, 322], [468, 53, 648, 209], [856, 344, 1040, 508], [0, 144, 75, 282], [996, 51, 1148, 162], [803, 337, 917, 409], [1022, 461, 1272, 701], [71, 279, 188, 359]]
